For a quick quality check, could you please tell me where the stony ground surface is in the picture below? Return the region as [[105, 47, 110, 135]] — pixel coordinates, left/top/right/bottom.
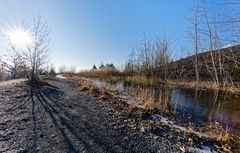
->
[[0, 78, 182, 153]]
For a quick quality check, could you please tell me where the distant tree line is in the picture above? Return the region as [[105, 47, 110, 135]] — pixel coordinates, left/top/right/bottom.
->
[[92, 63, 116, 70]]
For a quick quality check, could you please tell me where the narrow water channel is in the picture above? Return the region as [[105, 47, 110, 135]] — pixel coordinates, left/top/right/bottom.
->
[[86, 77, 240, 133]]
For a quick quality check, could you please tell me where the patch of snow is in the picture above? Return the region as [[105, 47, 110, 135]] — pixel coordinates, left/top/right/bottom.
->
[[151, 114, 173, 124], [150, 114, 209, 138], [189, 145, 218, 153], [149, 114, 220, 152], [172, 124, 209, 138]]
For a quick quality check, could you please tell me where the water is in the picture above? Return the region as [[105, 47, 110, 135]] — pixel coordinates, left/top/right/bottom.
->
[[56, 74, 65, 79], [85, 78, 240, 133], [171, 88, 240, 130], [83, 77, 125, 92]]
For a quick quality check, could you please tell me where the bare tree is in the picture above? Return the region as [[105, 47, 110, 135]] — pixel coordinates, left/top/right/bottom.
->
[[3, 16, 51, 85], [198, 0, 239, 87], [68, 66, 76, 73], [0, 50, 26, 80], [125, 33, 172, 80], [188, 1, 200, 82], [59, 65, 66, 73], [26, 17, 51, 84], [154, 36, 172, 80], [139, 33, 150, 76], [125, 49, 136, 75], [199, 0, 220, 86]]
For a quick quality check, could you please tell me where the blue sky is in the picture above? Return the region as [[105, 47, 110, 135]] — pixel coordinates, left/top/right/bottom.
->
[[0, 0, 221, 71]]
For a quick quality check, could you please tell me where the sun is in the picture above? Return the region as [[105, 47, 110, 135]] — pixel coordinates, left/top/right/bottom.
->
[[7, 27, 32, 48]]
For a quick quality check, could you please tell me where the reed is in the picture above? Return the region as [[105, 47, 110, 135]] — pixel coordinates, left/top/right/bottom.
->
[[125, 86, 172, 113], [78, 67, 123, 79]]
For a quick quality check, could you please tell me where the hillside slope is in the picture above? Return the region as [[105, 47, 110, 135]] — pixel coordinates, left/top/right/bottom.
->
[[169, 45, 240, 83]]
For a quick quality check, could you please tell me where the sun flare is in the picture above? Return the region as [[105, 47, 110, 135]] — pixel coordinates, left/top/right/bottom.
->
[[7, 27, 32, 48]]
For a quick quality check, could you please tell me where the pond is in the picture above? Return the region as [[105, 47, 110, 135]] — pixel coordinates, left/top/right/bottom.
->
[[86, 77, 240, 133]]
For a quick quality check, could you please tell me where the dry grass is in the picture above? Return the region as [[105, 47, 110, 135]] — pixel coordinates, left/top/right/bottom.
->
[[65, 72, 239, 152], [65, 73, 170, 113], [174, 80, 240, 94], [64, 73, 119, 98], [125, 86, 171, 113], [77, 67, 123, 79], [202, 122, 231, 142]]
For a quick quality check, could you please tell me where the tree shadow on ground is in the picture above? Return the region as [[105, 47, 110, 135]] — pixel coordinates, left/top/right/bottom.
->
[[28, 83, 130, 153]]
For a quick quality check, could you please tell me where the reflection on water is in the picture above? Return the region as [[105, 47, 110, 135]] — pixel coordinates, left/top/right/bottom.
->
[[83, 77, 125, 92], [87, 78, 240, 132], [171, 88, 240, 131]]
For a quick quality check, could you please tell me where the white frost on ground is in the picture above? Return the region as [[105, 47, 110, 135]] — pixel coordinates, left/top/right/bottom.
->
[[150, 114, 210, 138], [151, 114, 173, 124], [0, 78, 25, 88], [189, 146, 218, 153], [150, 114, 218, 153]]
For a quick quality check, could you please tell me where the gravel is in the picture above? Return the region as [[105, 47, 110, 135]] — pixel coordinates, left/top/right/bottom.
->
[[0, 78, 181, 153]]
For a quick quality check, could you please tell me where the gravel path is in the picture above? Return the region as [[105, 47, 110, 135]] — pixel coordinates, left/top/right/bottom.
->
[[0, 78, 180, 153]]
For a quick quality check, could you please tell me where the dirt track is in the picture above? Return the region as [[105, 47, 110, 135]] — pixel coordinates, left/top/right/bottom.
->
[[0, 78, 181, 153]]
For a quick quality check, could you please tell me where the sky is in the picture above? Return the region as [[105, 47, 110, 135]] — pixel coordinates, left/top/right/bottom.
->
[[0, 0, 230, 71]]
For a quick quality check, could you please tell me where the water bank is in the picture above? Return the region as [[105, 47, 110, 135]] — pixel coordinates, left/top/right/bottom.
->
[[65, 74, 240, 152]]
